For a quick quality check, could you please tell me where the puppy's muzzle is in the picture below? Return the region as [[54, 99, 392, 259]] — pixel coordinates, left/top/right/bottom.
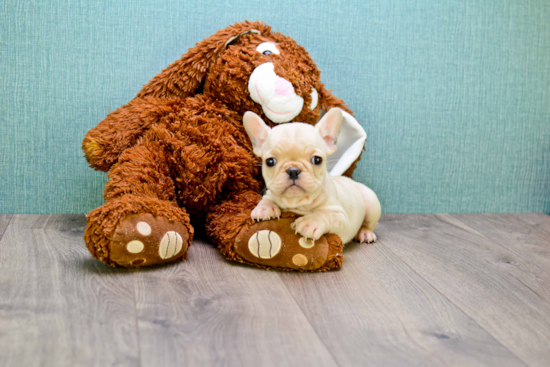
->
[[287, 167, 301, 181]]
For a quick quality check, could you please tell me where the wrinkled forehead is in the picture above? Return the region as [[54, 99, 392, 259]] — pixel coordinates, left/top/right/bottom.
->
[[267, 123, 324, 153]]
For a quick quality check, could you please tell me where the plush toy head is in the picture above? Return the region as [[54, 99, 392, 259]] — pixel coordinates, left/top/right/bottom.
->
[[139, 21, 325, 126], [136, 21, 366, 176], [206, 29, 323, 125]]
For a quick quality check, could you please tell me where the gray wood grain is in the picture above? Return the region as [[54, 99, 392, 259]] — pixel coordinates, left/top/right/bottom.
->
[[0, 215, 140, 367], [2, 213, 549, 367], [0, 214, 13, 240], [376, 214, 550, 367], [451, 213, 550, 276], [134, 236, 338, 367], [278, 236, 526, 367], [512, 212, 550, 235]]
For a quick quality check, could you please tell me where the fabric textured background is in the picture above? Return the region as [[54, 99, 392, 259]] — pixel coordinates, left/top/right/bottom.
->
[[1, 0, 549, 214]]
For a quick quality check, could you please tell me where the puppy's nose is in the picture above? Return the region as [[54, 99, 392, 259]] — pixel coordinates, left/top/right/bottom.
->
[[287, 167, 301, 180]]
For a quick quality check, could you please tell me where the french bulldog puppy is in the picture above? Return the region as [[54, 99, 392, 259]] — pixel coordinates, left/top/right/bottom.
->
[[243, 108, 381, 244]]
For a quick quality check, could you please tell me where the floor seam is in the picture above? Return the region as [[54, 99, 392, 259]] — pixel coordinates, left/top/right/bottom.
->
[[0, 214, 15, 242], [276, 272, 343, 367], [133, 269, 143, 367]]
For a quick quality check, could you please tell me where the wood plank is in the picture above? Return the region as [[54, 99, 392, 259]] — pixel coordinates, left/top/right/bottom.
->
[[451, 213, 550, 276], [278, 237, 526, 367], [376, 214, 550, 367], [513, 212, 550, 235], [0, 215, 140, 367], [135, 235, 338, 367], [0, 214, 13, 240]]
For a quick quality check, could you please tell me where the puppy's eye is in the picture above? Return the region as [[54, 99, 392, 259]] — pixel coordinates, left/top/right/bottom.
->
[[263, 50, 272, 56], [311, 156, 323, 165], [266, 158, 276, 167]]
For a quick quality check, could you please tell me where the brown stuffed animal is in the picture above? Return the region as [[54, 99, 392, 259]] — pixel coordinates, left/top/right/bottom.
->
[[83, 21, 366, 271]]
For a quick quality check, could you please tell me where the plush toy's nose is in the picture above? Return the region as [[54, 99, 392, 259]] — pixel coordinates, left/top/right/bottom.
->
[[274, 77, 294, 97], [248, 62, 304, 123]]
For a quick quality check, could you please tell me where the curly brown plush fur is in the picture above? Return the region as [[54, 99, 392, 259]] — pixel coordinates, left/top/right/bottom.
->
[[83, 21, 358, 270]]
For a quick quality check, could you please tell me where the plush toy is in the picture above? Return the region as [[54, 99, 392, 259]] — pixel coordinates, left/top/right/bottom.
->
[[83, 21, 367, 271]]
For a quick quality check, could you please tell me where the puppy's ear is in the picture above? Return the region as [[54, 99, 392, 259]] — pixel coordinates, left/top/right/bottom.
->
[[243, 111, 271, 157], [315, 108, 343, 155]]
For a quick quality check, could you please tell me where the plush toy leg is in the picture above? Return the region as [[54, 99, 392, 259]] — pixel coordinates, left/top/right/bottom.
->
[[84, 142, 194, 267], [85, 195, 193, 267], [205, 191, 344, 272]]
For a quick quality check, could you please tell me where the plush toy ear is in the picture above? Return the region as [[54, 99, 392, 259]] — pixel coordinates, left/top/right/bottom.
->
[[315, 108, 343, 155], [243, 111, 271, 157], [137, 21, 270, 99], [317, 88, 367, 176]]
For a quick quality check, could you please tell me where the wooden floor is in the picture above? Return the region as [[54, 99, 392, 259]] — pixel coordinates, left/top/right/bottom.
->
[[1, 213, 549, 367]]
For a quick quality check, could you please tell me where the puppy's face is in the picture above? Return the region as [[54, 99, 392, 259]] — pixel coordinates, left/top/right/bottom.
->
[[260, 123, 326, 199], [243, 108, 343, 204]]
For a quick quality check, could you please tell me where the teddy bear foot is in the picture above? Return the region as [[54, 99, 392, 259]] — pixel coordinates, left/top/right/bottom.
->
[[233, 217, 344, 271], [108, 213, 190, 267]]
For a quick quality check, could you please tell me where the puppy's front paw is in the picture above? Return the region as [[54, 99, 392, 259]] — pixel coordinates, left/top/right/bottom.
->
[[355, 227, 377, 244], [292, 215, 326, 241], [251, 203, 281, 221]]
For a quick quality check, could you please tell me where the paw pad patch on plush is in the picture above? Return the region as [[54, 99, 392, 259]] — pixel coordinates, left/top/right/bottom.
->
[[109, 214, 190, 267], [298, 237, 315, 249], [248, 230, 282, 259], [235, 218, 331, 270], [159, 231, 184, 259]]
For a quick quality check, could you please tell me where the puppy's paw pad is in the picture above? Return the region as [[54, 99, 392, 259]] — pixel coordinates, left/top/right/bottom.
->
[[251, 203, 281, 221], [355, 228, 377, 244]]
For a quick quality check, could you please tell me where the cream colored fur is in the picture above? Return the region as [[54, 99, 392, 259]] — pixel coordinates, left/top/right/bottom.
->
[[243, 108, 381, 244]]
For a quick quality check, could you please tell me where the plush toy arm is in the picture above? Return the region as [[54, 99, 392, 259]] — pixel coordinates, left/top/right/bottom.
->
[[82, 96, 180, 172]]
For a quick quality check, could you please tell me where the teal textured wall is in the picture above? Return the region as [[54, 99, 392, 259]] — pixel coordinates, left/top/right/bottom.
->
[[1, 1, 549, 214]]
